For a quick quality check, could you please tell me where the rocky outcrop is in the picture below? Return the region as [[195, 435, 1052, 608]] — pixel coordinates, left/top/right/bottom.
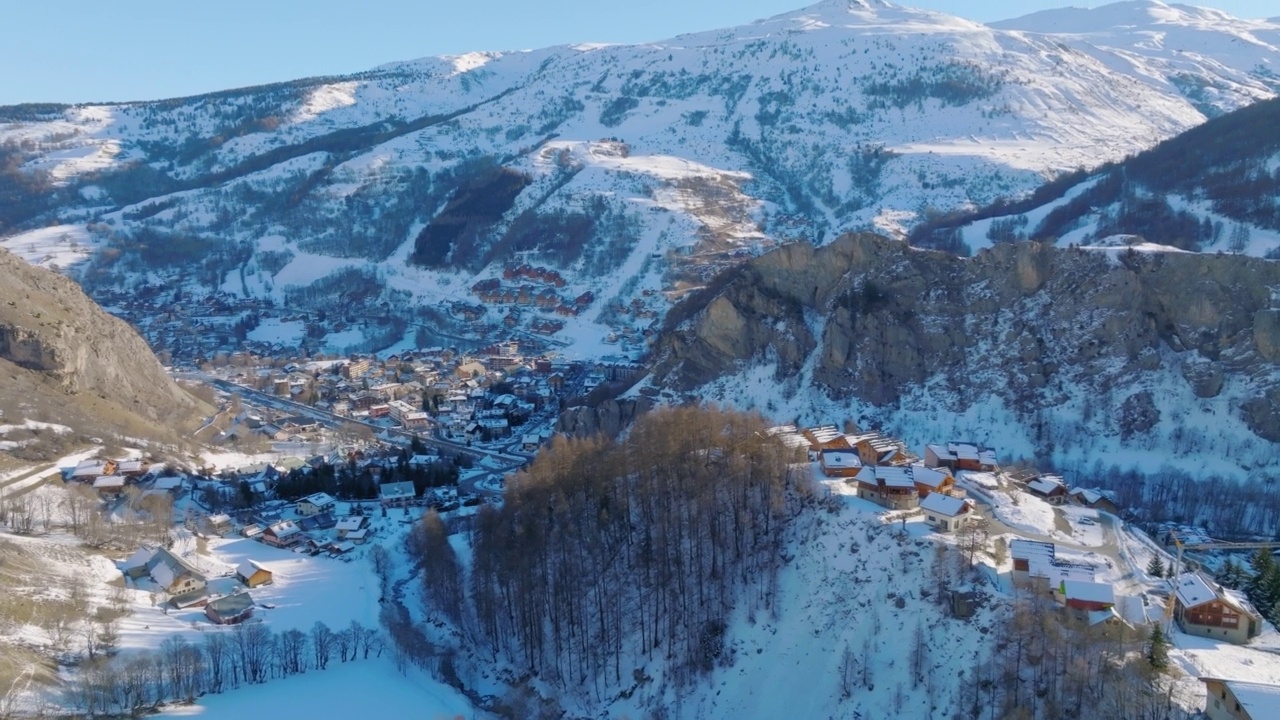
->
[[557, 398, 653, 438], [650, 234, 1280, 460], [0, 249, 208, 433]]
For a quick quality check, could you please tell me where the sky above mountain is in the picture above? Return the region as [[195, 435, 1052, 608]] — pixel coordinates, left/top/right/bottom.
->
[[0, 0, 1275, 105]]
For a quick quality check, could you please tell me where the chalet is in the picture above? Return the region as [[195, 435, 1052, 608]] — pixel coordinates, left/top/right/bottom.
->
[[335, 516, 368, 539], [1200, 678, 1280, 720], [205, 593, 255, 625], [818, 449, 862, 478], [116, 459, 149, 477], [120, 547, 208, 597], [847, 432, 910, 466], [1026, 475, 1068, 505], [379, 481, 416, 508], [910, 466, 955, 498], [1173, 572, 1263, 645], [235, 560, 273, 588], [203, 513, 233, 535], [801, 426, 844, 455], [296, 492, 337, 517], [1061, 580, 1117, 623], [1011, 539, 1097, 591], [1069, 488, 1120, 515], [923, 442, 998, 472], [151, 476, 185, 496], [852, 466, 919, 510], [919, 493, 975, 532], [346, 528, 370, 544], [69, 459, 116, 481], [92, 475, 127, 497], [241, 523, 264, 539], [407, 454, 437, 469], [262, 520, 303, 548]]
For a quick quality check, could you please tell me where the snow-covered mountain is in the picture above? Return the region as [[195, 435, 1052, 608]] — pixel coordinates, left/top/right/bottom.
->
[[2, 0, 1279, 356]]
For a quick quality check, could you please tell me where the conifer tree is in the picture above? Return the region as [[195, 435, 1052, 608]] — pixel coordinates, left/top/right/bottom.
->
[[1146, 624, 1169, 671], [1146, 557, 1164, 578]]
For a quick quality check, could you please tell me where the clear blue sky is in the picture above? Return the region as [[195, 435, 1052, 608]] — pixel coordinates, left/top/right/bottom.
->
[[0, 0, 1273, 105]]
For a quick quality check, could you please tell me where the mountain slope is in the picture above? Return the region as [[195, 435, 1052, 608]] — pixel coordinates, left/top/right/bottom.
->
[[910, 96, 1280, 256], [2, 1, 1279, 355], [0, 249, 211, 462], [645, 233, 1280, 480]]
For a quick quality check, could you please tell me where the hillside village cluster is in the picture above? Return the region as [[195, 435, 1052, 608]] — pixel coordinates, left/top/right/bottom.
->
[[8, 410, 1277, 718]]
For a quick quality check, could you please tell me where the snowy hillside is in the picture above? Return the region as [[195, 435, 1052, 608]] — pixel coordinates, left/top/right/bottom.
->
[[2, 0, 1279, 354]]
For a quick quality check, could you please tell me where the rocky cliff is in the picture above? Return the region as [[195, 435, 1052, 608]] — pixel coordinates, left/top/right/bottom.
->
[[648, 234, 1280, 477], [0, 249, 210, 458]]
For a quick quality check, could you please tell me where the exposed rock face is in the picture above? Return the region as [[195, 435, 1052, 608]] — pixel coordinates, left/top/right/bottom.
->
[[558, 398, 653, 438], [0, 249, 207, 430], [651, 234, 1280, 464]]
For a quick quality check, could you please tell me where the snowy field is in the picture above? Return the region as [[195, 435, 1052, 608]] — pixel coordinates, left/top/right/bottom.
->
[[158, 658, 472, 719]]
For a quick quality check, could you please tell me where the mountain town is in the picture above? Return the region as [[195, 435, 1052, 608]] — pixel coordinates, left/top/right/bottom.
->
[[3, 1, 1280, 718]]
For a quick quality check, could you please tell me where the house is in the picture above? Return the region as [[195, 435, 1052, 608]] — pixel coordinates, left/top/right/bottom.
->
[[852, 466, 919, 510], [92, 475, 127, 497], [1200, 678, 1280, 720], [910, 466, 955, 498], [521, 434, 542, 453], [296, 492, 337, 517], [203, 513, 233, 536], [1010, 539, 1097, 593], [1026, 475, 1068, 505], [116, 459, 149, 477], [379, 481, 416, 508], [69, 459, 116, 481], [923, 442, 998, 472], [1060, 580, 1116, 622], [346, 528, 370, 544], [919, 493, 975, 532], [241, 523, 264, 539], [335, 516, 368, 539], [235, 560, 273, 588], [121, 547, 208, 597], [1173, 572, 1263, 645], [818, 449, 862, 478], [1069, 488, 1120, 515], [205, 593, 255, 625], [262, 519, 303, 548]]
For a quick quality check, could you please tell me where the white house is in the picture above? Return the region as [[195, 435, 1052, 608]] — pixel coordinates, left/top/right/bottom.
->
[[919, 492, 975, 532], [296, 492, 337, 517]]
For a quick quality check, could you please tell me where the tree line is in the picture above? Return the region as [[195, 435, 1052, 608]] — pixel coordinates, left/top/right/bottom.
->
[[62, 619, 383, 717], [411, 406, 807, 697]]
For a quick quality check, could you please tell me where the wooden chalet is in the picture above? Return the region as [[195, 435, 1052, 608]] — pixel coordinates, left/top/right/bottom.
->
[[818, 449, 862, 478], [1069, 488, 1120, 515], [923, 442, 998, 472], [1025, 475, 1068, 505], [236, 560, 273, 588], [262, 520, 303, 548], [1173, 572, 1263, 645], [205, 593, 255, 625], [852, 466, 919, 510]]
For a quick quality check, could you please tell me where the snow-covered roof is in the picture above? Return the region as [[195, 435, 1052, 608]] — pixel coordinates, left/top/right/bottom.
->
[[335, 516, 365, 531], [93, 475, 125, 488], [805, 426, 842, 444], [207, 513, 231, 525], [1214, 679, 1280, 720], [920, 493, 969, 517], [121, 546, 156, 571], [820, 449, 861, 469], [1027, 477, 1065, 496], [236, 560, 270, 578], [1063, 580, 1114, 605], [152, 476, 184, 491], [1174, 572, 1218, 609], [300, 492, 336, 507], [116, 459, 145, 473], [268, 520, 300, 538], [1011, 539, 1056, 564], [346, 528, 368, 540], [1042, 563, 1096, 583], [911, 466, 950, 490], [379, 481, 415, 500]]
